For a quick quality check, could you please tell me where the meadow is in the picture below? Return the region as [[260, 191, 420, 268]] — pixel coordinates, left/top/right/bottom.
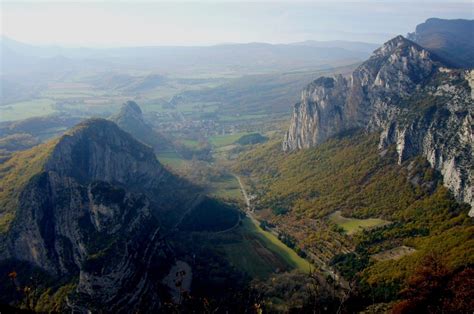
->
[[221, 216, 311, 279], [206, 174, 312, 278], [156, 151, 187, 170], [329, 210, 390, 235], [0, 99, 56, 122], [243, 217, 312, 273], [209, 132, 250, 147], [208, 175, 243, 200]]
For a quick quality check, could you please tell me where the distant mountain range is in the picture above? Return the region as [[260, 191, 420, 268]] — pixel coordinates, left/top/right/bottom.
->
[[1, 36, 379, 59], [407, 18, 474, 68], [0, 36, 378, 75]]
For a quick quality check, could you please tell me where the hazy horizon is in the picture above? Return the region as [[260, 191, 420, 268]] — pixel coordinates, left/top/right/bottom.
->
[[2, 34, 383, 48], [2, 1, 473, 48]]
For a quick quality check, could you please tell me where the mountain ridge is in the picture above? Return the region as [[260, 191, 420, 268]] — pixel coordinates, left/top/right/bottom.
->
[[407, 18, 474, 68], [283, 35, 473, 212]]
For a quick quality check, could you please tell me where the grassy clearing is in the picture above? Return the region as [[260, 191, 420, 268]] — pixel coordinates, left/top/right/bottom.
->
[[209, 132, 250, 147], [42, 91, 101, 99], [242, 217, 312, 274], [181, 139, 201, 148], [221, 217, 309, 279], [41, 83, 114, 99], [222, 233, 288, 279], [215, 144, 237, 152], [208, 175, 243, 200], [0, 99, 56, 122], [220, 216, 312, 279], [156, 151, 187, 170], [218, 114, 267, 122], [329, 210, 390, 235], [141, 86, 181, 100]]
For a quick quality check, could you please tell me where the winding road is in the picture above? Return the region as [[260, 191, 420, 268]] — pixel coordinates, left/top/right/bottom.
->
[[233, 174, 348, 287], [233, 174, 261, 228], [234, 175, 251, 209]]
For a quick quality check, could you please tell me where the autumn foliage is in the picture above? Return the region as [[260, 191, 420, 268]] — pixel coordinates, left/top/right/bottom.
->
[[392, 254, 473, 313]]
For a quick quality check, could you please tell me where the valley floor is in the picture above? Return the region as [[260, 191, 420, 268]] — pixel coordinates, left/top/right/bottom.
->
[[234, 174, 312, 274]]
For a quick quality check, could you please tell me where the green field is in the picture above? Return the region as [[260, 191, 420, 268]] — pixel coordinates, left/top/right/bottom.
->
[[209, 132, 250, 147], [0, 99, 56, 122], [244, 217, 312, 273], [41, 88, 107, 99], [329, 210, 390, 235], [181, 139, 201, 148], [218, 114, 267, 122], [222, 216, 312, 279], [156, 151, 187, 170], [208, 175, 243, 200]]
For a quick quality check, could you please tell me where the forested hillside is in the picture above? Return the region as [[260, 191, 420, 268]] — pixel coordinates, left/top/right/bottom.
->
[[235, 131, 473, 308]]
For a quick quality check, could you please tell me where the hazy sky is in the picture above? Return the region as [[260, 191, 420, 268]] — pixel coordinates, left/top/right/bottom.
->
[[2, 1, 473, 47]]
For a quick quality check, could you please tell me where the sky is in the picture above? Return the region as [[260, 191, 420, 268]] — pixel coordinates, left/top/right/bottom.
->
[[1, 1, 473, 47]]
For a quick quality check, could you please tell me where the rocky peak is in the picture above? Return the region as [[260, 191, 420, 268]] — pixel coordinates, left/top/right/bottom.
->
[[45, 118, 164, 187], [110, 100, 171, 152], [371, 34, 432, 60], [0, 118, 192, 311], [110, 101, 147, 132], [283, 36, 436, 151], [114, 100, 144, 123], [122, 100, 142, 114], [283, 35, 473, 212], [373, 35, 410, 56], [367, 35, 432, 67], [355, 36, 437, 98], [282, 75, 348, 151]]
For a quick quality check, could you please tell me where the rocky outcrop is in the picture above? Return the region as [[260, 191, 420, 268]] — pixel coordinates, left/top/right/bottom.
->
[[378, 69, 473, 215], [9, 175, 171, 312], [283, 36, 473, 213], [283, 36, 437, 151], [45, 119, 167, 191], [1, 119, 193, 311], [110, 100, 170, 152], [283, 76, 349, 151]]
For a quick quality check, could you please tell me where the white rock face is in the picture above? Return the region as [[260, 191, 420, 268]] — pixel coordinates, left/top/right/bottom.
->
[[283, 76, 349, 151], [283, 36, 473, 213], [380, 70, 473, 215]]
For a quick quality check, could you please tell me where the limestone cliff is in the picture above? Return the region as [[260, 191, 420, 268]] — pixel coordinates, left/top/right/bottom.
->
[[283, 36, 473, 213]]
